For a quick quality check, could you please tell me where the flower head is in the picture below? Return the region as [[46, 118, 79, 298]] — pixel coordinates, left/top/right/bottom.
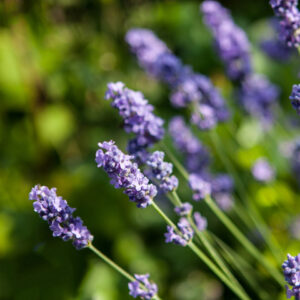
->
[[290, 84, 300, 114], [105, 82, 164, 157], [165, 218, 194, 246], [128, 273, 158, 300], [193, 212, 207, 231], [174, 202, 193, 217], [201, 0, 252, 81], [29, 185, 93, 250], [95, 141, 157, 208], [282, 254, 300, 298], [189, 174, 211, 201]]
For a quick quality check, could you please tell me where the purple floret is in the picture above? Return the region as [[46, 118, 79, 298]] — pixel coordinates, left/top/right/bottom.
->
[[128, 273, 158, 300], [95, 141, 157, 208], [29, 185, 93, 250]]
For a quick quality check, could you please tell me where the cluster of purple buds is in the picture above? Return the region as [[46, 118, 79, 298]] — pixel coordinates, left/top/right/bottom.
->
[[174, 202, 193, 217], [188, 174, 212, 201], [201, 1, 279, 123], [193, 212, 207, 231], [201, 0, 252, 81], [211, 174, 234, 211], [128, 273, 158, 300], [145, 151, 178, 193], [168, 116, 209, 173], [105, 82, 164, 160], [95, 141, 157, 208], [126, 28, 229, 130], [282, 254, 300, 299], [270, 0, 300, 48], [261, 19, 293, 62], [252, 158, 275, 183], [290, 84, 300, 114], [165, 218, 194, 246], [238, 74, 279, 123], [29, 185, 93, 250]]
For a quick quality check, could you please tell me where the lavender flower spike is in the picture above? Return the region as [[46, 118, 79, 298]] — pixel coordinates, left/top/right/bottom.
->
[[189, 174, 211, 201], [269, 0, 300, 48], [201, 0, 252, 81], [165, 218, 194, 246], [95, 141, 157, 208], [282, 254, 300, 299], [29, 185, 93, 250], [128, 273, 158, 300], [146, 151, 178, 193], [193, 212, 207, 232], [290, 84, 300, 114], [174, 202, 193, 217], [105, 82, 164, 158]]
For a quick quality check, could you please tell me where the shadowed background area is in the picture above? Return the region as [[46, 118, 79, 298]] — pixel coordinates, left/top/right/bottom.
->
[[1, 0, 300, 299]]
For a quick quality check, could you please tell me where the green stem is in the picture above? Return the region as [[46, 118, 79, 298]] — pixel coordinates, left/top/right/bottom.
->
[[88, 244, 162, 300], [151, 201, 250, 300], [204, 195, 284, 286], [170, 192, 248, 298]]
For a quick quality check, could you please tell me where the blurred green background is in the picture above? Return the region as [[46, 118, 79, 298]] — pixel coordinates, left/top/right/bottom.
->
[[1, 0, 300, 299]]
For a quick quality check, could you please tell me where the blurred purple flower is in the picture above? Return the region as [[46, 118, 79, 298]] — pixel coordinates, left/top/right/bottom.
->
[[290, 84, 300, 114], [174, 202, 193, 216], [193, 212, 207, 231], [252, 158, 275, 183], [189, 174, 211, 201], [165, 218, 194, 246], [29, 185, 93, 250]]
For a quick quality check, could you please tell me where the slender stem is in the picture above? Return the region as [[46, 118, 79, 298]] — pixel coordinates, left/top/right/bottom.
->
[[204, 195, 284, 286], [88, 243, 135, 282], [188, 242, 250, 300], [88, 244, 162, 300], [171, 192, 248, 297], [151, 200, 250, 300]]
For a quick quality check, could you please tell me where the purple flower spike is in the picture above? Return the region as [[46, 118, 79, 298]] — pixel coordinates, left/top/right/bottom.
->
[[189, 174, 211, 201], [193, 212, 207, 231], [270, 0, 300, 48], [282, 254, 300, 299], [174, 202, 193, 216], [128, 273, 158, 300], [201, 0, 252, 81], [252, 158, 275, 183], [290, 84, 300, 114], [168, 116, 210, 173], [146, 151, 178, 193], [105, 82, 164, 158], [95, 141, 157, 208], [165, 218, 194, 247], [29, 185, 93, 250], [238, 74, 279, 122]]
